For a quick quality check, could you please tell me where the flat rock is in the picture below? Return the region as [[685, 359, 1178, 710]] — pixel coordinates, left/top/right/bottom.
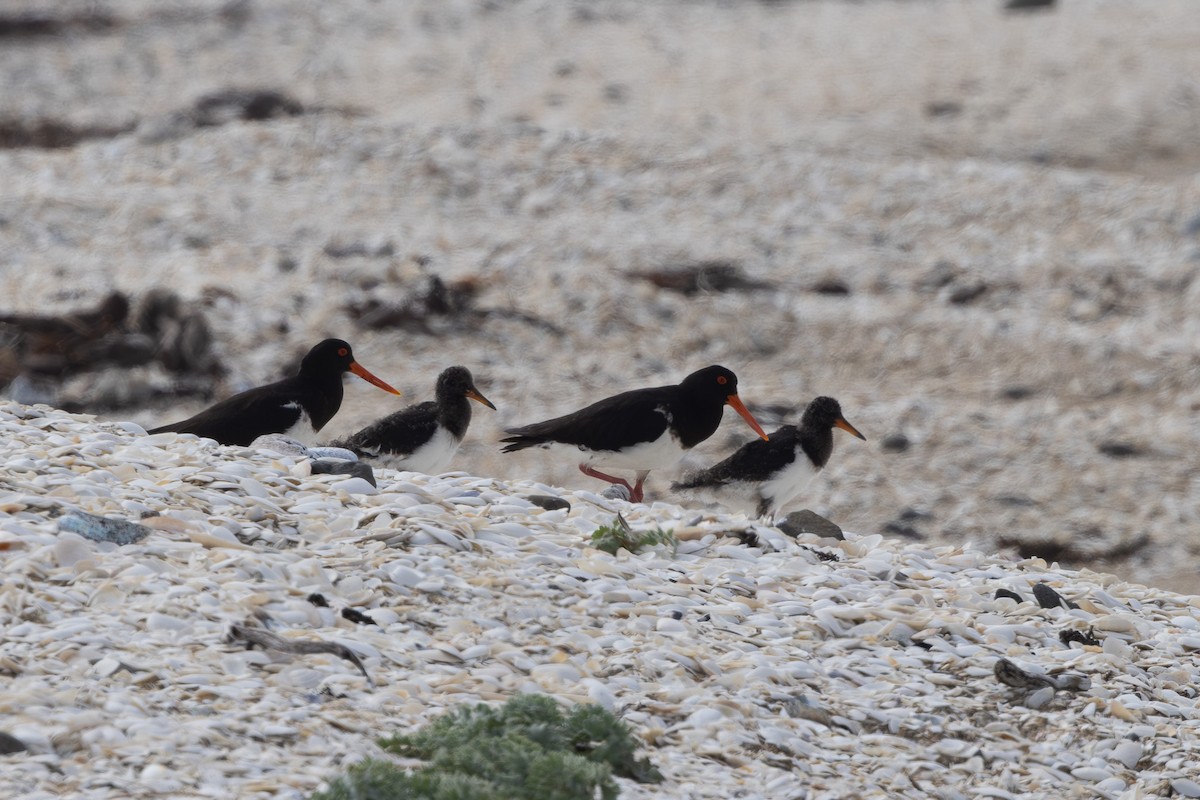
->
[[777, 510, 843, 540]]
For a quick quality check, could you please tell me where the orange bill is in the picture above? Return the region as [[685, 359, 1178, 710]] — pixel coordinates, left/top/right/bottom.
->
[[835, 417, 867, 440], [466, 387, 497, 410], [726, 394, 769, 441], [349, 361, 402, 395]]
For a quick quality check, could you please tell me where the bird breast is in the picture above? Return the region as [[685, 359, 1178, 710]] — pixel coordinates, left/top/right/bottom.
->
[[757, 445, 821, 510]]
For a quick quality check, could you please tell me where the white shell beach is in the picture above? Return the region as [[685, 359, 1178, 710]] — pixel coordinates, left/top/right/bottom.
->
[[3, 403, 1200, 798]]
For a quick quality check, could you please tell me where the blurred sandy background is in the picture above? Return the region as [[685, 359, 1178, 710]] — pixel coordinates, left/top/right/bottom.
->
[[2, 0, 1199, 591]]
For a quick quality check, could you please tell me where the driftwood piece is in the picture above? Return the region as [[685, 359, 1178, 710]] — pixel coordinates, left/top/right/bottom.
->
[[1, 289, 221, 409], [0, 292, 131, 377], [627, 261, 774, 295], [225, 622, 374, 688], [994, 658, 1090, 693]]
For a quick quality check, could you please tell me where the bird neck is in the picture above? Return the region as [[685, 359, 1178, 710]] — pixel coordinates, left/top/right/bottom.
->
[[300, 372, 345, 431], [672, 398, 725, 449], [437, 395, 472, 439], [799, 425, 834, 469]]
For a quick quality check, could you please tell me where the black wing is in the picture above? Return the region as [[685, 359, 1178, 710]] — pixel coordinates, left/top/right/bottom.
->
[[500, 385, 674, 453], [147, 381, 305, 446], [674, 426, 800, 488], [334, 401, 440, 458]]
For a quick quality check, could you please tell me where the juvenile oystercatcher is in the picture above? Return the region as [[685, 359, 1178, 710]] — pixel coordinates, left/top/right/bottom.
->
[[672, 395, 865, 520], [500, 365, 768, 503], [147, 339, 400, 446], [331, 366, 495, 474]]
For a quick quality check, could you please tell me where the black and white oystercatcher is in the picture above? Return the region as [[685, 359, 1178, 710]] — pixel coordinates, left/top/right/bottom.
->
[[500, 365, 768, 503], [147, 339, 400, 445], [331, 366, 495, 474], [672, 396, 865, 520]]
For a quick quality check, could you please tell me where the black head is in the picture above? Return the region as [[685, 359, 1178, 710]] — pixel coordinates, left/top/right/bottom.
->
[[803, 396, 866, 440], [679, 365, 740, 399], [681, 365, 768, 441], [299, 339, 357, 375], [299, 339, 401, 395], [436, 365, 496, 409]]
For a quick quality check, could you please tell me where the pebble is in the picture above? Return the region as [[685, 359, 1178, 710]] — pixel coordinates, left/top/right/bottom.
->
[[56, 509, 152, 545], [306, 447, 358, 462]]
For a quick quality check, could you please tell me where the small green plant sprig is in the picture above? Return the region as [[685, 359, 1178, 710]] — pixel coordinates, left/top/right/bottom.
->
[[312, 694, 662, 800], [589, 514, 677, 556]]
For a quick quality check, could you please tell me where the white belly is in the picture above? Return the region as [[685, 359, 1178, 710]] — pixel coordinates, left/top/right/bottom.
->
[[370, 426, 461, 475], [280, 405, 319, 445], [584, 431, 688, 473], [680, 482, 762, 518]]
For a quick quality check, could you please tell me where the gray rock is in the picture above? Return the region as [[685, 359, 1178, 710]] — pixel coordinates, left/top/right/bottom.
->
[[305, 446, 358, 462], [0, 731, 26, 754], [250, 434, 310, 457], [310, 459, 376, 487], [57, 509, 151, 545], [601, 484, 632, 502], [1097, 440, 1145, 458], [777, 510, 843, 540]]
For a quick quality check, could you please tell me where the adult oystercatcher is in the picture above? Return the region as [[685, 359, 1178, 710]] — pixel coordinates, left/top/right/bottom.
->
[[500, 365, 768, 502], [672, 395, 865, 520], [147, 339, 400, 446], [331, 365, 495, 474]]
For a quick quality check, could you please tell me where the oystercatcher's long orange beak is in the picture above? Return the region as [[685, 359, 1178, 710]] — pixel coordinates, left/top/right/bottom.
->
[[466, 387, 496, 410], [835, 417, 867, 441], [727, 394, 769, 441], [349, 361, 402, 395]]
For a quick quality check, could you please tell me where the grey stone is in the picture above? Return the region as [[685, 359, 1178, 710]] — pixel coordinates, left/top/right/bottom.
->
[[777, 510, 843, 540]]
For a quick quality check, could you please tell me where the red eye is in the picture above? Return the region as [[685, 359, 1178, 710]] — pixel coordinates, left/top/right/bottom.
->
[[717, 375, 728, 385], [338, 347, 349, 357]]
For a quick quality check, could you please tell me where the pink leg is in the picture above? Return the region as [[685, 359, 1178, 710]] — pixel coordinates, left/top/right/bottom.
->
[[630, 470, 650, 504], [580, 465, 634, 496]]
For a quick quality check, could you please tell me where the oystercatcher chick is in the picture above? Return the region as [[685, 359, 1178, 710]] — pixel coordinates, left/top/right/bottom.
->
[[331, 366, 495, 474], [500, 365, 768, 503], [147, 339, 400, 446], [672, 396, 865, 520]]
